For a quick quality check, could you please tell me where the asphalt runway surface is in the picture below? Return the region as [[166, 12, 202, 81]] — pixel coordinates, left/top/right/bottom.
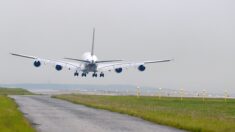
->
[[11, 95, 185, 132]]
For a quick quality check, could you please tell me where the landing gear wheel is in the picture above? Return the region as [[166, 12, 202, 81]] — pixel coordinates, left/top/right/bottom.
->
[[92, 73, 98, 78], [82, 73, 87, 77], [74, 72, 79, 76], [100, 73, 104, 77]]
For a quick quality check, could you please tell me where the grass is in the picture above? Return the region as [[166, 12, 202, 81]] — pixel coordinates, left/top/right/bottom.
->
[[0, 88, 34, 95], [0, 88, 35, 132], [54, 94, 235, 132]]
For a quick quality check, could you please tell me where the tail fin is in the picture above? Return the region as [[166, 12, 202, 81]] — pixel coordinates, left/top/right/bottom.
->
[[91, 28, 95, 56]]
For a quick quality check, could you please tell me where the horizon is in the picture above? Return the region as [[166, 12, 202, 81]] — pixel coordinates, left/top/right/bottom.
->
[[1, 83, 235, 97]]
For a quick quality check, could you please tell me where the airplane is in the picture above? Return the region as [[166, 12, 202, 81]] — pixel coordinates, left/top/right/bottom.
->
[[11, 28, 172, 78]]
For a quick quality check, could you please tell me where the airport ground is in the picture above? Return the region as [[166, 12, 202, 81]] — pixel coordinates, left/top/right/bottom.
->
[[1, 88, 235, 132], [0, 88, 183, 132], [11, 95, 183, 132], [0, 88, 35, 132], [54, 94, 235, 132]]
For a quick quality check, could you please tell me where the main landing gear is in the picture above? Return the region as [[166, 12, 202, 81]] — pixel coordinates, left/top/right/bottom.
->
[[74, 72, 104, 78], [82, 73, 87, 77], [92, 72, 104, 78], [100, 72, 104, 77], [74, 71, 79, 76], [92, 73, 98, 77]]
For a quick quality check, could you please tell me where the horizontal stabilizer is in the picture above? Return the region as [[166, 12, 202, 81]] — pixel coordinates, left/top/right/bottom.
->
[[64, 58, 90, 63], [96, 60, 123, 63]]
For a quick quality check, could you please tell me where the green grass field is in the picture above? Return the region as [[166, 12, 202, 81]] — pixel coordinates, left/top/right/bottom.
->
[[54, 94, 235, 132], [0, 88, 33, 95], [0, 88, 35, 132]]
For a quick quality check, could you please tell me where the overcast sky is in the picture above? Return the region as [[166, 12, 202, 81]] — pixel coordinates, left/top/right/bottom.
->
[[0, 0, 234, 93]]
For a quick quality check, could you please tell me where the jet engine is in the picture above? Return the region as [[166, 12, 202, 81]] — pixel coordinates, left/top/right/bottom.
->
[[115, 68, 123, 73], [138, 65, 146, 72], [55, 65, 63, 71], [34, 61, 41, 67]]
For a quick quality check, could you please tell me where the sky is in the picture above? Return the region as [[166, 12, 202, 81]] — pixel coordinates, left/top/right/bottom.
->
[[0, 0, 235, 94]]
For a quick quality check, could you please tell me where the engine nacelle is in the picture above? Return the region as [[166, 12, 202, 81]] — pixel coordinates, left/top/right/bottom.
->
[[138, 65, 146, 72], [34, 61, 41, 67], [115, 68, 123, 73], [55, 65, 63, 71]]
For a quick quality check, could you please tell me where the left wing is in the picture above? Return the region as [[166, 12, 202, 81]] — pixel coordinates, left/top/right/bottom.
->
[[97, 59, 172, 72], [10, 53, 83, 72]]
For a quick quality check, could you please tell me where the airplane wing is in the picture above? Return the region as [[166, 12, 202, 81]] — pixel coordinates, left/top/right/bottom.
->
[[97, 59, 172, 72], [10, 53, 83, 72]]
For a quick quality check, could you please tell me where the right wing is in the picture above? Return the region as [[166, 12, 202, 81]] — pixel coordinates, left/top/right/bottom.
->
[[10, 53, 83, 72], [97, 59, 172, 72]]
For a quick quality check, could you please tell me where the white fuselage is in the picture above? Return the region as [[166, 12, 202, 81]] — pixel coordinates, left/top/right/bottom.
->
[[82, 52, 98, 73], [82, 52, 98, 62]]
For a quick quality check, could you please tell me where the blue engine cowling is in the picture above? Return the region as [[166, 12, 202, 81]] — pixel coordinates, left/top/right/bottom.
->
[[115, 68, 123, 73], [138, 65, 146, 72], [55, 65, 63, 71], [34, 61, 41, 67]]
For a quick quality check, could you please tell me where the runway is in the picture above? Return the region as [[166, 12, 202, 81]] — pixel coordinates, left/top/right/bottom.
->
[[11, 95, 184, 132]]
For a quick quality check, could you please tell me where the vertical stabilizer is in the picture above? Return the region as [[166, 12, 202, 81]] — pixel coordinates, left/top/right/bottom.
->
[[91, 28, 95, 56]]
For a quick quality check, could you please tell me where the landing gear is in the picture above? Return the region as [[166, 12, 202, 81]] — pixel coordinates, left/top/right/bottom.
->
[[92, 73, 98, 77], [82, 73, 87, 77], [100, 73, 104, 77], [74, 71, 79, 76], [78, 72, 104, 78]]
